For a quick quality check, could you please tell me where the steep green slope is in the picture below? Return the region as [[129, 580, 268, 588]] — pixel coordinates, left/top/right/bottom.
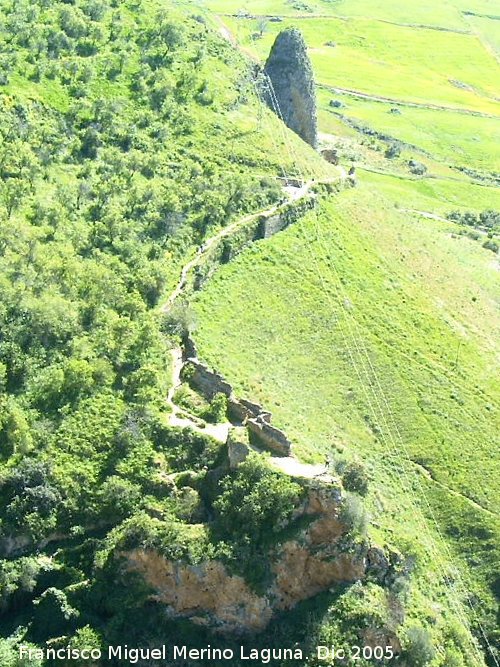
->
[[0, 0, 335, 661], [194, 186, 500, 664], [191, 1, 500, 664]]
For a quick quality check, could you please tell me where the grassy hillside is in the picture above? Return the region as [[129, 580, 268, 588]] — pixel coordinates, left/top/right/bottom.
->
[[194, 187, 500, 664], [0, 0, 335, 662], [0, 0, 498, 664], [192, 0, 500, 664]]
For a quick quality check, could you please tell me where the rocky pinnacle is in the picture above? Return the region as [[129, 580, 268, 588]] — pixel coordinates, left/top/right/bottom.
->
[[264, 28, 318, 149]]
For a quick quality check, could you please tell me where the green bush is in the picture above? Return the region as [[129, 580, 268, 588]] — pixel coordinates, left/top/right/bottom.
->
[[203, 392, 228, 423], [213, 453, 302, 543], [340, 461, 369, 496], [408, 159, 427, 175], [385, 141, 402, 159], [339, 492, 369, 535], [482, 239, 498, 254], [153, 424, 224, 472], [404, 625, 435, 666]]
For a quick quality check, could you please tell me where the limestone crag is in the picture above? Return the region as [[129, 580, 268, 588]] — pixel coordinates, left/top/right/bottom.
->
[[124, 479, 373, 634], [264, 28, 318, 148]]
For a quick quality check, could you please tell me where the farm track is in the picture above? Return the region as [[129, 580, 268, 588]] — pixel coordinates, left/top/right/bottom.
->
[[220, 12, 471, 35], [319, 84, 500, 119]]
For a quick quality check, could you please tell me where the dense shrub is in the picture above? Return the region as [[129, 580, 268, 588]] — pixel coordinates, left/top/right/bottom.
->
[[482, 239, 499, 253], [385, 141, 402, 159], [404, 626, 435, 666], [213, 454, 302, 543], [448, 209, 500, 234], [340, 461, 369, 496], [203, 392, 228, 423], [408, 159, 427, 175]]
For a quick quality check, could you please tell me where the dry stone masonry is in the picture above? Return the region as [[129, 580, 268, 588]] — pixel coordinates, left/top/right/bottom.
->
[[183, 337, 292, 457]]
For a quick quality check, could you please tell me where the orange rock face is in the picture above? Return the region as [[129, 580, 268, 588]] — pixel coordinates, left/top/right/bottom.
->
[[124, 549, 272, 632], [123, 482, 369, 633]]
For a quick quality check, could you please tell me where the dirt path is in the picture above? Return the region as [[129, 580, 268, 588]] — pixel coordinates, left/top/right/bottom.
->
[[161, 178, 344, 464], [166, 346, 332, 481], [218, 12, 471, 35], [402, 208, 451, 223], [319, 83, 500, 119], [166, 347, 232, 441], [162, 177, 344, 315], [268, 455, 330, 480]]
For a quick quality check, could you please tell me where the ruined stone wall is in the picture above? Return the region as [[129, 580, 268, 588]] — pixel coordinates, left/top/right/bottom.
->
[[193, 195, 316, 291], [188, 360, 233, 400], [186, 359, 290, 456], [247, 416, 292, 456]]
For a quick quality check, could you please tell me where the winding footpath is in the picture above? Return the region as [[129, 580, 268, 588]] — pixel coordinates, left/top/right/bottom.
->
[[161, 176, 345, 480], [162, 179, 318, 315]]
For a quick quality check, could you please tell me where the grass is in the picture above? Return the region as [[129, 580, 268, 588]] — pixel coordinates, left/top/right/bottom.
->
[[198, 0, 470, 30], [467, 14, 500, 57], [193, 187, 499, 658], [360, 169, 500, 212], [317, 88, 500, 173], [194, 188, 499, 508], [216, 14, 500, 114], [194, 6, 500, 656]]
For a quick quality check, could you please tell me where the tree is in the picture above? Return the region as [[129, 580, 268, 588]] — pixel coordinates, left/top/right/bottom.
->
[[2, 460, 61, 540], [0, 180, 30, 218], [256, 19, 269, 38], [0, 635, 43, 667], [97, 476, 141, 523], [404, 626, 435, 666], [341, 461, 369, 496], [204, 392, 228, 423], [213, 454, 302, 542]]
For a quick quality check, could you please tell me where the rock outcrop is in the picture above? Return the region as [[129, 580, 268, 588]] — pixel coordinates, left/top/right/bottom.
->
[[264, 28, 318, 148], [123, 479, 371, 634]]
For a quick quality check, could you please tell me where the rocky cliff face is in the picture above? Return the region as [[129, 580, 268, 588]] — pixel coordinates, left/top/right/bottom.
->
[[123, 480, 376, 634], [264, 28, 318, 148]]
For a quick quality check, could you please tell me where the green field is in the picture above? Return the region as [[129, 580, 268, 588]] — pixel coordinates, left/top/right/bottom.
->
[[191, 1, 500, 663], [318, 89, 500, 173], [194, 185, 500, 659], [215, 14, 500, 113]]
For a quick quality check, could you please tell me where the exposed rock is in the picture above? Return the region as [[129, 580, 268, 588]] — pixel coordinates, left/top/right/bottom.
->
[[227, 429, 251, 469], [124, 550, 272, 633], [366, 546, 391, 583], [321, 148, 339, 165], [264, 28, 318, 148], [361, 627, 402, 656], [123, 479, 371, 634], [187, 360, 233, 401], [182, 333, 198, 360], [239, 398, 272, 422], [247, 415, 292, 455], [273, 543, 365, 609]]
